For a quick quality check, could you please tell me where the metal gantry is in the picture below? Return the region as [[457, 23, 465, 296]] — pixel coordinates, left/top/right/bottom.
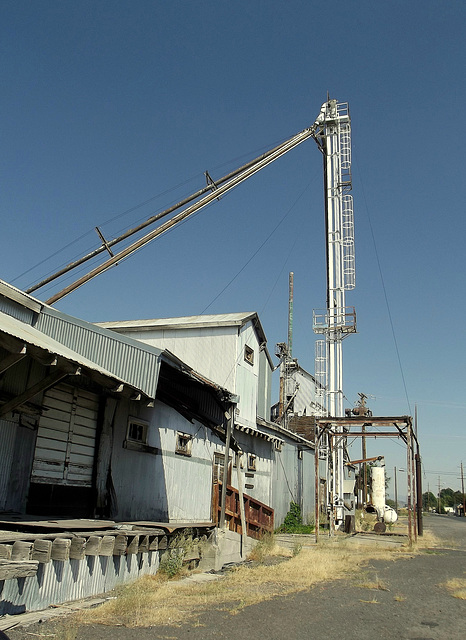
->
[[314, 416, 421, 544]]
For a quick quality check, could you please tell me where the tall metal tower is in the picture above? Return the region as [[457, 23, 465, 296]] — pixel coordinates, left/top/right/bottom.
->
[[313, 98, 356, 525]]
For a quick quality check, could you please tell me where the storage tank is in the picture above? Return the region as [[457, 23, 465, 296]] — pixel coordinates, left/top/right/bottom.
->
[[371, 466, 385, 518]]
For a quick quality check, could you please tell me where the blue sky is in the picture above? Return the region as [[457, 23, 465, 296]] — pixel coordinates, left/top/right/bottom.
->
[[1, 1, 465, 497]]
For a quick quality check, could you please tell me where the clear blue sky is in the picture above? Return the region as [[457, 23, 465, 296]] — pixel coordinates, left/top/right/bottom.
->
[[1, 1, 465, 496]]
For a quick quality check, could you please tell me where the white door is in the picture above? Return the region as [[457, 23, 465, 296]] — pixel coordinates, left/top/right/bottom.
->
[[31, 383, 99, 487]]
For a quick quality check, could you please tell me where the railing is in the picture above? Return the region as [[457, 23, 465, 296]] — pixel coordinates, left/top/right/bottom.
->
[[212, 483, 274, 540]]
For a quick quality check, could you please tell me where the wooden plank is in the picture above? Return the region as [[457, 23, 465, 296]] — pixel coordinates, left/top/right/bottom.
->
[[32, 539, 52, 563], [36, 427, 69, 442], [113, 534, 127, 556], [148, 536, 159, 551], [126, 535, 140, 555], [0, 544, 12, 559], [69, 537, 86, 560], [0, 560, 39, 580], [0, 350, 27, 375], [0, 369, 75, 417], [51, 538, 71, 561], [11, 541, 32, 561], [100, 536, 115, 557], [85, 536, 102, 556], [69, 442, 94, 456], [138, 535, 150, 553], [36, 436, 68, 451], [157, 535, 168, 550]]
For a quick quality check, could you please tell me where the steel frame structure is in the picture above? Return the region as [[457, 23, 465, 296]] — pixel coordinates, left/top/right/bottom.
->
[[314, 415, 422, 545], [313, 99, 356, 525]]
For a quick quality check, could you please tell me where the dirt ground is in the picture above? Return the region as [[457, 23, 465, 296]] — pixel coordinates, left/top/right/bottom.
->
[[5, 514, 466, 640]]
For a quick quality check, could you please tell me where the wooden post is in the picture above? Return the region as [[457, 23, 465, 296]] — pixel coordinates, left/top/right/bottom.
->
[[407, 425, 413, 547], [415, 448, 423, 536], [236, 452, 247, 556], [315, 426, 320, 543], [220, 405, 234, 529]]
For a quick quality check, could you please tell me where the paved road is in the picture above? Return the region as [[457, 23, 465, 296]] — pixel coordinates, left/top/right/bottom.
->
[[7, 515, 466, 640]]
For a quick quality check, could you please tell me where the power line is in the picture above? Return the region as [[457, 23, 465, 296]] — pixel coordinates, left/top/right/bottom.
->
[[353, 151, 412, 415]]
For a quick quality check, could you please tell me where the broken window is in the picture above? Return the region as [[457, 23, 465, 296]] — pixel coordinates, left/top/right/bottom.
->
[[213, 452, 233, 484], [247, 453, 257, 472], [175, 432, 193, 456], [244, 344, 254, 365]]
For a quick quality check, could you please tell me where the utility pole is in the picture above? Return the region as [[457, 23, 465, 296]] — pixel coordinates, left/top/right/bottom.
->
[[394, 466, 398, 513], [461, 462, 465, 517], [437, 476, 441, 515]]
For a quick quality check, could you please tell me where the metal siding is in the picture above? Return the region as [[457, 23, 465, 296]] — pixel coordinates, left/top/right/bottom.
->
[[291, 367, 324, 416], [35, 310, 161, 399], [0, 418, 16, 508], [109, 400, 223, 522], [271, 436, 316, 526], [0, 296, 35, 324], [158, 402, 222, 522], [0, 551, 160, 615], [233, 430, 273, 507], [257, 348, 272, 420], [235, 322, 260, 428], [115, 326, 238, 392]]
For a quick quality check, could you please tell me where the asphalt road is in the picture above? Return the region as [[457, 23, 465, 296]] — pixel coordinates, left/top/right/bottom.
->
[[6, 514, 466, 640]]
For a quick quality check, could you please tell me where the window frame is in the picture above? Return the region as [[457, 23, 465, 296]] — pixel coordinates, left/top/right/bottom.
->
[[175, 431, 193, 457]]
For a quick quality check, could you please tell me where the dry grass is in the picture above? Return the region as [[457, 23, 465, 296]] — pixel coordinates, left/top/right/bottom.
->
[[393, 594, 406, 602], [440, 577, 466, 600], [357, 574, 390, 591], [71, 537, 416, 629], [48, 527, 441, 634]]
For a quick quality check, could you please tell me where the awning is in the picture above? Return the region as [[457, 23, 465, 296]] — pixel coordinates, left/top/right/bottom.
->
[[235, 423, 284, 448], [0, 311, 155, 401]]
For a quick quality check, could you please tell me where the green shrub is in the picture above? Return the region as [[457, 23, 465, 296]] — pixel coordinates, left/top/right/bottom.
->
[[277, 502, 314, 534]]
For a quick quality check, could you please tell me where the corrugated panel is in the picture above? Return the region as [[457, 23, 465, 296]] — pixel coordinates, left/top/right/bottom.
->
[[31, 384, 99, 487], [0, 418, 16, 508], [36, 309, 162, 398], [0, 551, 160, 615], [0, 296, 35, 324]]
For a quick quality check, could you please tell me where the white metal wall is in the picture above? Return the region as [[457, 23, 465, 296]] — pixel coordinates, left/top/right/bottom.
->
[[109, 399, 225, 522], [120, 326, 238, 391]]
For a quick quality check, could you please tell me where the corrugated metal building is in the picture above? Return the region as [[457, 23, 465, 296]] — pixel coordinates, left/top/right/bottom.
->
[[1, 282, 318, 527], [97, 313, 318, 524], [0, 281, 234, 521]]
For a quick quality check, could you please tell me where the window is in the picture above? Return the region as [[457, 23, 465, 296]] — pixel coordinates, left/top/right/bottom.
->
[[213, 452, 233, 484], [175, 432, 193, 456], [124, 418, 157, 454], [247, 453, 257, 472], [126, 419, 148, 444], [244, 345, 254, 365]]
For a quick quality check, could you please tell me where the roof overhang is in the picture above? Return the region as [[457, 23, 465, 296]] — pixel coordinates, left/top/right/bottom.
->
[[0, 310, 154, 402]]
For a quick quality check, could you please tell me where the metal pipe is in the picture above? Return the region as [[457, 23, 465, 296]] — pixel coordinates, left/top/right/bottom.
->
[[33, 122, 321, 302]]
